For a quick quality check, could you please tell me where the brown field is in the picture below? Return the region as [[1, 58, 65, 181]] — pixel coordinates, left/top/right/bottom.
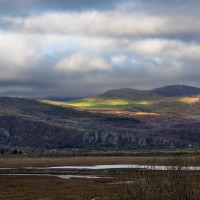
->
[[0, 167, 200, 200], [0, 155, 200, 168], [0, 175, 100, 200], [0, 156, 200, 200]]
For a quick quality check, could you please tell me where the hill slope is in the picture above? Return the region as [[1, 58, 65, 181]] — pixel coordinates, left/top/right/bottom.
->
[[65, 85, 200, 115], [99, 88, 160, 101], [100, 85, 200, 100], [0, 85, 200, 152], [152, 85, 200, 97]]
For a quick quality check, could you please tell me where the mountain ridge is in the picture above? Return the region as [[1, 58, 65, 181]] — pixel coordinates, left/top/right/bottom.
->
[[152, 85, 200, 97], [99, 85, 200, 100]]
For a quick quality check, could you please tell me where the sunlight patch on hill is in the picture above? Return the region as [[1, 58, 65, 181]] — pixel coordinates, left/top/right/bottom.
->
[[132, 112, 160, 116], [136, 101, 153, 105], [179, 97, 200, 104], [67, 98, 130, 107], [41, 98, 156, 109], [41, 100, 70, 107]]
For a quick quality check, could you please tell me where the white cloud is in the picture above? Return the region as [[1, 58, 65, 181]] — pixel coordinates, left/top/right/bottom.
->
[[4, 11, 165, 37], [0, 33, 37, 67], [0, 33, 40, 80], [56, 52, 109, 72], [3, 7, 200, 39]]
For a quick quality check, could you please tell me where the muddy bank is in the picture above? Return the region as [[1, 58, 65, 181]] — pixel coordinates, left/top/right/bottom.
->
[[0, 167, 134, 175]]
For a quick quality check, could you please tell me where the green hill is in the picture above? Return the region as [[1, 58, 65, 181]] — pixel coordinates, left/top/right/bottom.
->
[[64, 85, 200, 114]]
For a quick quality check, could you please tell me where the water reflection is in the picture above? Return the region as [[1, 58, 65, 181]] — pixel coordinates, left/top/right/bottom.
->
[[48, 164, 200, 171]]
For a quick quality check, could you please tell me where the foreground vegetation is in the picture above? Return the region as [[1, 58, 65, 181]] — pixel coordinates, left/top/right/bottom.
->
[[87, 163, 200, 200], [0, 156, 200, 199]]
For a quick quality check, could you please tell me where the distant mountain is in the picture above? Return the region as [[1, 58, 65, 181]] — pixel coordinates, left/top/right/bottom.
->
[[99, 85, 200, 100], [99, 88, 159, 100], [151, 85, 200, 97]]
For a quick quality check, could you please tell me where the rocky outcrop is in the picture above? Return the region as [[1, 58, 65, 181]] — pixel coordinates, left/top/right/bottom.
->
[[0, 128, 10, 144], [83, 130, 179, 149], [0, 114, 199, 150]]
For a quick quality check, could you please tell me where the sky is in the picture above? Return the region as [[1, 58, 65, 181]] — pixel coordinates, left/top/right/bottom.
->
[[0, 0, 200, 98]]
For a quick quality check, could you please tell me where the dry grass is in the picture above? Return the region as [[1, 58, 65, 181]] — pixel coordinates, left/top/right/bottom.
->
[[84, 157, 200, 200], [0, 156, 154, 168], [0, 175, 97, 200], [117, 159, 200, 200], [0, 157, 200, 199], [1, 169, 200, 200], [1, 156, 200, 168]]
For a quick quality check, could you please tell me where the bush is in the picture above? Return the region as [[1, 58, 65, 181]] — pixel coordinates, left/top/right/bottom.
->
[[82, 157, 200, 200]]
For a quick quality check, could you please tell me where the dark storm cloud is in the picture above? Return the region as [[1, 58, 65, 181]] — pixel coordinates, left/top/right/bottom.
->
[[0, 0, 116, 16], [129, 0, 200, 14], [1, 0, 199, 16]]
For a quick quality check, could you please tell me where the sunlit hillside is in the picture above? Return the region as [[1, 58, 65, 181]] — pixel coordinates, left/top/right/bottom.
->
[[42, 89, 200, 117]]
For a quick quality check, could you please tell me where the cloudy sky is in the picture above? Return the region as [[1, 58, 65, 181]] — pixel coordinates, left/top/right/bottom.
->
[[0, 0, 200, 97]]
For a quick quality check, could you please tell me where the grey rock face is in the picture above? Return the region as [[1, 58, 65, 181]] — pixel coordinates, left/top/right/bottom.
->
[[0, 128, 10, 138], [83, 130, 177, 149], [0, 128, 10, 144]]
